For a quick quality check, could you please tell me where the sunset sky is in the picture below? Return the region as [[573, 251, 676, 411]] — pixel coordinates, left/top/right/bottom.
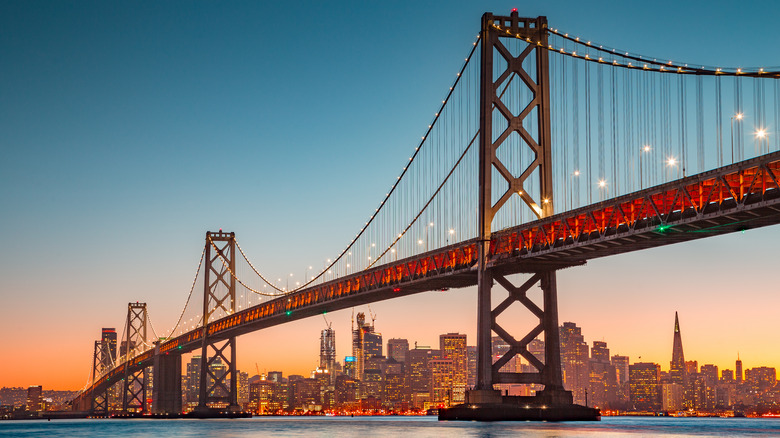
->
[[2, 0, 780, 390]]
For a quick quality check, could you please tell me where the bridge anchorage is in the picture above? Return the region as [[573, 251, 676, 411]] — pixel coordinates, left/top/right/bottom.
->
[[439, 11, 598, 421]]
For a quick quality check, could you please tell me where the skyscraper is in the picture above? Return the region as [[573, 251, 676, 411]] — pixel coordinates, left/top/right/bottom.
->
[[439, 333, 467, 404], [352, 312, 381, 380], [559, 322, 589, 405], [429, 359, 454, 407], [387, 338, 409, 366], [320, 327, 336, 385], [26, 386, 42, 412], [736, 354, 743, 383], [186, 355, 201, 405], [629, 362, 661, 411], [101, 328, 117, 368], [670, 312, 686, 386]]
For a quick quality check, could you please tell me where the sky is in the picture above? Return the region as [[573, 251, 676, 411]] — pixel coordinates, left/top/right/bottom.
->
[[2, 0, 780, 390]]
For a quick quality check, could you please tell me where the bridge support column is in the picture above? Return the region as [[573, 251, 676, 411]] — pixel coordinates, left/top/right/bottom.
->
[[441, 10, 597, 421], [196, 231, 241, 414], [152, 351, 182, 415]]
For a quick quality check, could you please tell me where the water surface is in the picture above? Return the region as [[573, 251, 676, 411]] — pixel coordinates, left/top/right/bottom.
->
[[2, 416, 779, 437]]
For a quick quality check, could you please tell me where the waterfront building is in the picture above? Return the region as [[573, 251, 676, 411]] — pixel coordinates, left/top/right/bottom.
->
[[26, 386, 42, 412], [334, 375, 358, 407], [560, 322, 589, 405], [670, 312, 686, 388], [629, 362, 661, 411], [589, 341, 617, 408], [661, 382, 684, 411], [440, 333, 467, 404], [429, 358, 454, 407], [408, 345, 436, 399], [238, 371, 249, 406]]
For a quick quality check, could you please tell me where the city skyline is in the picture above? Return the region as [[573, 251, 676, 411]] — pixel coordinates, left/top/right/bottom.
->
[[3, 0, 780, 393], [7, 312, 776, 416]]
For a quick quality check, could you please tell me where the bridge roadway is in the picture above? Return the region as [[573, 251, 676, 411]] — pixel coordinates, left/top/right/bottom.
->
[[75, 150, 780, 409]]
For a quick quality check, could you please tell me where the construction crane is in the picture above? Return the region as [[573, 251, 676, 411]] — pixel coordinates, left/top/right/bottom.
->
[[322, 312, 332, 329], [367, 305, 376, 326]]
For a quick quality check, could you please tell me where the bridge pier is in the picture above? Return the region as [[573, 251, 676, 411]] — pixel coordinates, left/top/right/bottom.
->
[[152, 351, 182, 415]]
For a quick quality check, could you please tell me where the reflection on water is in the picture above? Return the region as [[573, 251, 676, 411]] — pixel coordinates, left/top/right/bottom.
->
[[1, 416, 780, 437]]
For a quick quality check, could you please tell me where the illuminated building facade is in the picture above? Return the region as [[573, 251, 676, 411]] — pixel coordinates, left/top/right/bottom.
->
[[439, 333, 466, 404], [26, 386, 42, 412], [560, 322, 590, 405], [429, 358, 454, 408], [629, 362, 661, 411]]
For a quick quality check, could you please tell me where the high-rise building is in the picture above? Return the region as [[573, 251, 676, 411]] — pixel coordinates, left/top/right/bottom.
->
[[267, 371, 284, 383], [26, 386, 42, 412], [320, 327, 336, 385], [335, 375, 358, 407], [343, 357, 356, 378], [670, 312, 686, 387], [408, 345, 436, 399], [559, 322, 590, 405], [683, 360, 698, 409], [352, 312, 381, 380], [387, 338, 409, 367], [186, 355, 201, 404], [591, 341, 610, 363], [362, 356, 386, 400], [589, 341, 617, 408], [611, 355, 629, 386], [700, 364, 719, 386], [661, 382, 684, 411], [238, 371, 249, 406], [439, 333, 467, 404], [629, 362, 661, 411], [429, 359, 454, 408], [466, 346, 477, 389], [735, 355, 743, 383], [101, 328, 117, 368], [364, 332, 383, 359], [383, 360, 406, 407], [745, 367, 777, 393]]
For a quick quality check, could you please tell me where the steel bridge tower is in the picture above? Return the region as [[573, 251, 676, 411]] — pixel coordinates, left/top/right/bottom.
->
[[90, 340, 111, 414], [443, 10, 598, 420], [122, 302, 149, 414], [196, 231, 240, 413]]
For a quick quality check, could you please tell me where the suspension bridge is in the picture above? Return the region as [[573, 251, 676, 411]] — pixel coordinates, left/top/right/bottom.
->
[[72, 11, 780, 421]]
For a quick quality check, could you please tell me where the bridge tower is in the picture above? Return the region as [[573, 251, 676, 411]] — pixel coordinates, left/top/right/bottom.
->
[[445, 10, 598, 420], [196, 231, 240, 413], [121, 302, 149, 414], [90, 340, 111, 414]]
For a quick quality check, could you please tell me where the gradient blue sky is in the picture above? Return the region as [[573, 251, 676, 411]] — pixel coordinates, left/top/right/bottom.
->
[[2, 0, 780, 389]]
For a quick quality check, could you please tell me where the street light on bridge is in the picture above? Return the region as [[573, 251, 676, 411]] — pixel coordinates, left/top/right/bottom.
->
[[731, 112, 744, 163], [640, 145, 651, 190]]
